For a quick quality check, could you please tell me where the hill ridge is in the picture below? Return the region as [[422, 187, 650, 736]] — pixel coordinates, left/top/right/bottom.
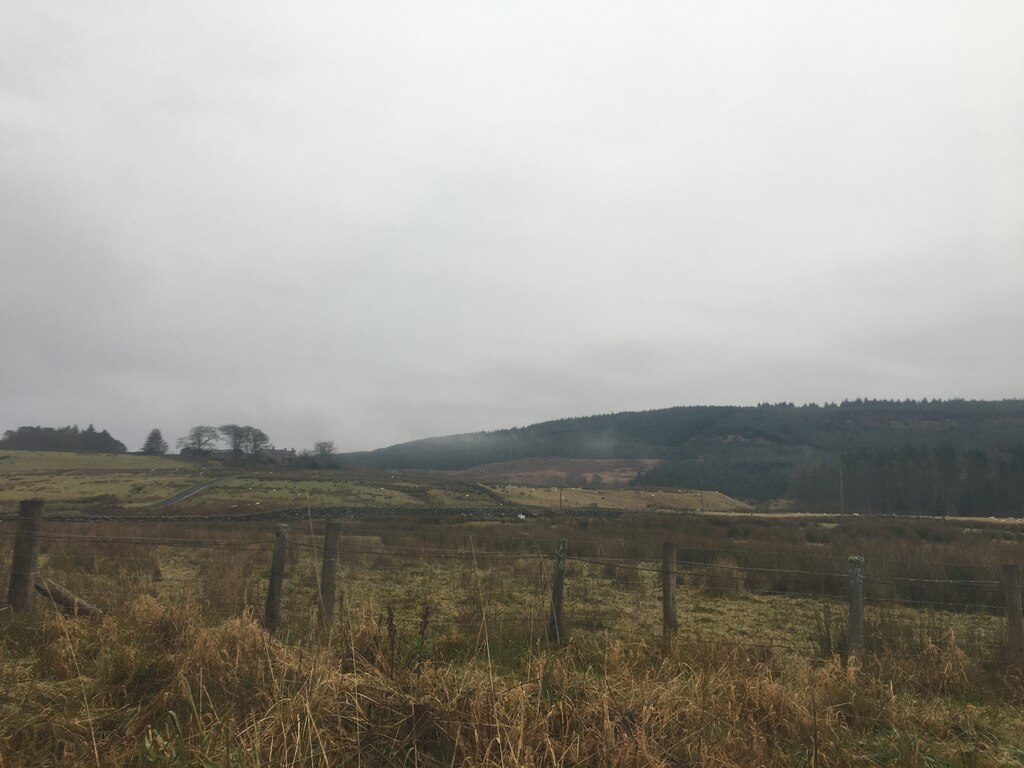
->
[[341, 399, 1024, 515]]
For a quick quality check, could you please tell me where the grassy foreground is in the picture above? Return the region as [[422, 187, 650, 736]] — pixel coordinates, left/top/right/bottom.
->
[[3, 512, 1024, 766], [3, 454, 1024, 765], [3, 598, 1024, 767]]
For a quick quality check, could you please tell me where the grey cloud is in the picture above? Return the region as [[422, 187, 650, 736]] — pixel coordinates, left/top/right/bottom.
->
[[2, 1, 1023, 452]]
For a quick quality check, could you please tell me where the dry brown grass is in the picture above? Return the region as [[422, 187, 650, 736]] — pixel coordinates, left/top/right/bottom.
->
[[4, 514, 1024, 766], [2, 596, 1022, 767], [447, 458, 661, 487], [490, 485, 751, 512]]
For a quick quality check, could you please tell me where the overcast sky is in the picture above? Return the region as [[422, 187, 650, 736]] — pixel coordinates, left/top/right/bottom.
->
[[2, 2, 1023, 453]]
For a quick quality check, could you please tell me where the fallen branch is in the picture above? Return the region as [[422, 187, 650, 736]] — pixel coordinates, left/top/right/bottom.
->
[[33, 575, 103, 617]]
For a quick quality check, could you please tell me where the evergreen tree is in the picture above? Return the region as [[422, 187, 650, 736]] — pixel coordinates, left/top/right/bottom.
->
[[142, 429, 169, 455]]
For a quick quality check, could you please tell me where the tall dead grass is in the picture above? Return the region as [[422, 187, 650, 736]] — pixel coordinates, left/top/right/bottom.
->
[[4, 515, 1024, 765], [1, 594, 1021, 767]]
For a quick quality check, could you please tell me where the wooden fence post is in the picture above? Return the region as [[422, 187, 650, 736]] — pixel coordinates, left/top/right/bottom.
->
[[319, 520, 342, 630], [6, 500, 44, 611], [264, 524, 288, 634], [848, 555, 865, 664], [1003, 563, 1023, 668], [662, 542, 678, 643], [547, 538, 567, 642]]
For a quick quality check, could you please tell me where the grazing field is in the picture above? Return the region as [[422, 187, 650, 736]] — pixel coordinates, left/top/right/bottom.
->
[[0, 451, 200, 510], [0, 451, 508, 514], [0, 451, 753, 515], [3, 506, 1024, 766]]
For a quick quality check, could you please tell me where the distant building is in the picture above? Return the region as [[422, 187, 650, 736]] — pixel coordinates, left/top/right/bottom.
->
[[261, 447, 296, 464], [206, 447, 296, 464]]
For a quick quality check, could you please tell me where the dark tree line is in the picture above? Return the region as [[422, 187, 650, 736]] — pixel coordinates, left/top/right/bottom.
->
[[345, 399, 1024, 474], [0, 425, 127, 453], [789, 442, 1024, 517], [335, 398, 1024, 517]]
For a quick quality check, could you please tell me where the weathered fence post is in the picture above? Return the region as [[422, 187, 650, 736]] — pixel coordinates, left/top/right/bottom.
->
[[847, 555, 865, 664], [662, 542, 678, 643], [1003, 563, 1023, 668], [547, 538, 567, 642], [6, 500, 44, 611], [319, 520, 342, 630], [263, 524, 288, 634]]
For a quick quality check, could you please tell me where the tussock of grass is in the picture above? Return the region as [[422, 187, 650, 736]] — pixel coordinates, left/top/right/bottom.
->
[[2, 596, 1023, 767]]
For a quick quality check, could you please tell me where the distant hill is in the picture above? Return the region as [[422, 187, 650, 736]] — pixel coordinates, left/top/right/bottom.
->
[[342, 399, 1024, 516], [343, 405, 734, 469]]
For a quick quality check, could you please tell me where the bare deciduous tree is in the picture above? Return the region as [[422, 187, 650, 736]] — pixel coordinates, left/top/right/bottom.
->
[[176, 426, 220, 454], [314, 440, 336, 468], [218, 424, 247, 457], [244, 426, 269, 457]]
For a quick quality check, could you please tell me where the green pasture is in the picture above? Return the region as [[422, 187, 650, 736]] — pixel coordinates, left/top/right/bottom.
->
[[0, 451, 504, 512]]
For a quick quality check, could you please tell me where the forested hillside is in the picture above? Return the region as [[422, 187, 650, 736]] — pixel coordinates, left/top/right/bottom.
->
[[343, 399, 1024, 515]]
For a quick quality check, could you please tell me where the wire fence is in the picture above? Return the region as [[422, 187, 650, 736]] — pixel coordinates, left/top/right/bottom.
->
[[3, 510, 1023, 671]]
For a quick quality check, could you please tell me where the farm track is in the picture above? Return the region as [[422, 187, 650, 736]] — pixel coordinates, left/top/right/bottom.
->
[[0, 504, 630, 524], [149, 475, 237, 508]]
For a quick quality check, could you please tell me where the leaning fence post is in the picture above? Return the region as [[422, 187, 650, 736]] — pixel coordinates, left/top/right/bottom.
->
[[264, 524, 288, 634], [662, 542, 678, 643], [847, 555, 865, 664], [547, 538, 568, 642], [319, 520, 342, 630], [6, 500, 44, 611], [1003, 564, 1023, 668]]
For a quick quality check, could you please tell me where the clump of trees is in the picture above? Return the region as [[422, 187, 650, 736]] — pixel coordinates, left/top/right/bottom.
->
[[296, 440, 338, 468], [176, 424, 270, 461], [216, 424, 269, 459], [176, 426, 220, 455], [0, 425, 126, 453]]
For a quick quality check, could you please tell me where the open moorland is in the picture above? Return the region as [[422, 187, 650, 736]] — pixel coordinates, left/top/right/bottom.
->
[[0, 451, 749, 516], [2, 451, 1024, 766], [445, 457, 661, 487]]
